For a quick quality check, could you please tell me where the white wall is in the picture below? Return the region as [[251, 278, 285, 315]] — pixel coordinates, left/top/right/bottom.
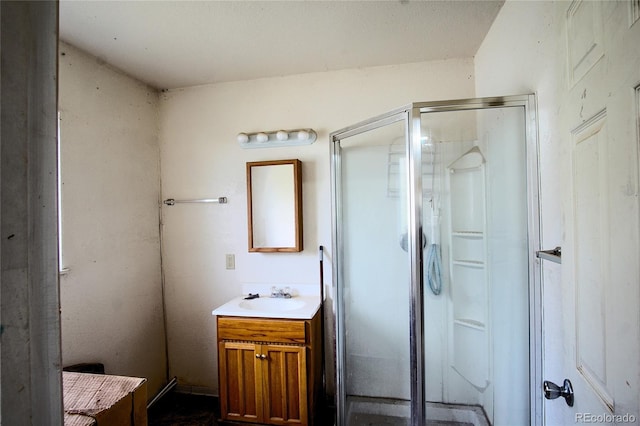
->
[[158, 59, 476, 395], [475, 1, 640, 422], [58, 42, 166, 398], [475, 5, 566, 421]]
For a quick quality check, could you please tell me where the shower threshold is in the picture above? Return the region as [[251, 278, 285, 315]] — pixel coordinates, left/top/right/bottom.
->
[[346, 396, 490, 426]]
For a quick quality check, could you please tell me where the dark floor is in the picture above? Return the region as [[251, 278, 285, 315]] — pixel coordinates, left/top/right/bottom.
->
[[148, 391, 336, 426], [348, 413, 473, 426], [148, 391, 219, 426]]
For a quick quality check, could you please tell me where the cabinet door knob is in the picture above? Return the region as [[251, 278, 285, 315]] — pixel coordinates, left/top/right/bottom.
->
[[260, 354, 267, 359], [255, 354, 261, 359]]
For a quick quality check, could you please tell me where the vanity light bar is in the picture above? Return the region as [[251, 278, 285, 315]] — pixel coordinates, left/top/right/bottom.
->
[[237, 128, 317, 148], [163, 197, 227, 206]]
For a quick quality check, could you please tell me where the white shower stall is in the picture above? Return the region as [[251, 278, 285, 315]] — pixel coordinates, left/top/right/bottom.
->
[[330, 96, 540, 426]]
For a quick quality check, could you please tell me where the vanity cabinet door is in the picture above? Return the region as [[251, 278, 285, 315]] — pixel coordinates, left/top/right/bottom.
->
[[218, 341, 264, 423], [262, 344, 308, 425], [216, 313, 320, 425]]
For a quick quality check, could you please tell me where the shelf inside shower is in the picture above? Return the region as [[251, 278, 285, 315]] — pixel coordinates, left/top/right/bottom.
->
[[451, 265, 487, 324], [452, 260, 485, 268], [454, 318, 486, 331], [451, 231, 484, 238], [451, 233, 485, 264], [447, 145, 489, 393]]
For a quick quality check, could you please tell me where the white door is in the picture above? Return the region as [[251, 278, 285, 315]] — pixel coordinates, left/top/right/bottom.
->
[[545, 1, 640, 423]]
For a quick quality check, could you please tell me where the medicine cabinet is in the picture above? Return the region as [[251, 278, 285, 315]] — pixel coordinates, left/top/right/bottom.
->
[[246, 159, 303, 252]]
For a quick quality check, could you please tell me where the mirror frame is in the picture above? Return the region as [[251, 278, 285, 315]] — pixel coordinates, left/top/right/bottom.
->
[[246, 159, 303, 252]]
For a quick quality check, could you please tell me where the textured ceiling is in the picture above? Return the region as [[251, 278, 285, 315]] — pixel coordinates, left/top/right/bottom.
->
[[59, 0, 504, 90]]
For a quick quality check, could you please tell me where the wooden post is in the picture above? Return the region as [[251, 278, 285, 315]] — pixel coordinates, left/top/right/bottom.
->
[[1, 1, 63, 423]]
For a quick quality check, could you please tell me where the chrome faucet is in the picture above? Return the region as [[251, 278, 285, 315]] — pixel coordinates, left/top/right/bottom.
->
[[270, 286, 292, 298]]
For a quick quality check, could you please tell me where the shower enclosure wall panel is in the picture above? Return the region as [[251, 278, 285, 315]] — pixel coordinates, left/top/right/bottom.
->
[[421, 106, 530, 425], [422, 161, 447, 406], [480, 107, 530, 425], [419, 110, 484, 404], [421, 121, 478, 408]]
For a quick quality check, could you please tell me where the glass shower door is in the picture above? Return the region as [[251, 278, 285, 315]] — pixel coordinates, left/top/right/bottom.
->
[[332, 113, 413, 425]]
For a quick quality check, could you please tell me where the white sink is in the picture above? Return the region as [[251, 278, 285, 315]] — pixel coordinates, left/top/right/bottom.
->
[[238, 297, 305, 312], [212, 295, 321, 319]]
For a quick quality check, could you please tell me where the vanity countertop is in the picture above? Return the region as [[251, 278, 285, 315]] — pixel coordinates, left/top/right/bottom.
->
[[212, 294, 321, 320]]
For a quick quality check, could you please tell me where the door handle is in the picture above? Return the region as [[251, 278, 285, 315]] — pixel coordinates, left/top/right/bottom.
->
[[544, 379, 574, 407]]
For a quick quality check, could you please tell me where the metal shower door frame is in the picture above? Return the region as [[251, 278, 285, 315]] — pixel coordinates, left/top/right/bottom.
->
[[330, 94, 541, 426], [330, 107, 419, 424]]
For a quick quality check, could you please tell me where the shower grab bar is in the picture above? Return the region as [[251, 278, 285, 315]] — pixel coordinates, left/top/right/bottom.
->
[[163, 197, 227, 206]]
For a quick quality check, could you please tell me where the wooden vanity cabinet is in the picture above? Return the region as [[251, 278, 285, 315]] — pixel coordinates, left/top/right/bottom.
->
[[217, 313, 321, 425]]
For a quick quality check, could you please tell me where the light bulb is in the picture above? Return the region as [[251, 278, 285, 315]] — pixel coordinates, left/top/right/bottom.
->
[[237, 133, 249, 144], [256, 132, 269, 143], [297, 130, 309, 140], [276, 130, 289, 141]]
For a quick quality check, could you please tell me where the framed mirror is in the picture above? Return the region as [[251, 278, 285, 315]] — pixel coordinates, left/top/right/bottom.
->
[[246, 159, 303, 252]]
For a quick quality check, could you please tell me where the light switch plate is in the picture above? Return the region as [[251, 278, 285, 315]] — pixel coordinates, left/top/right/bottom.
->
[[225, 254, 235, 270]]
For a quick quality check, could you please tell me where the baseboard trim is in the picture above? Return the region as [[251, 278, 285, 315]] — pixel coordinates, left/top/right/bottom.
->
[[174, 384, 217, 396]]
